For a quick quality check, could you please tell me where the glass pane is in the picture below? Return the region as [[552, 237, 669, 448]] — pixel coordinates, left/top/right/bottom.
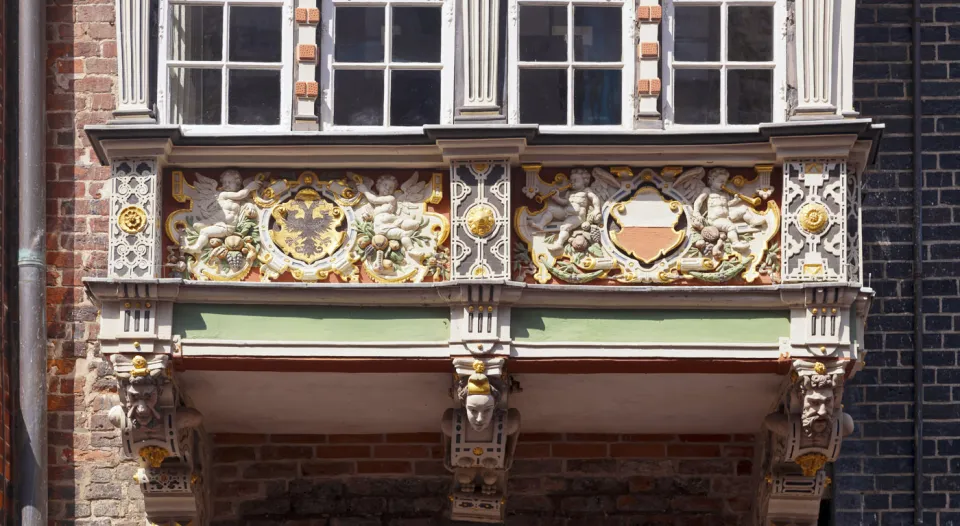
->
[[674, 6, 720, 62], [392, 7, 442, 63], [170, 68, 221, 125], [519, 6, 567, 62], [170, 6, 223, 61], [673, 69, 720, 124], [728, 7, 773, 61], [228, 70, 280, 125], [574, 69, 621, 125], [334, 70, 384, 125], [229, 7, 283, 62], [574, 7, 621, 62], [728, 69, 772, 124], [391, 70, 441, 125], [335, 7, 385, 62], [519, 69, 566, 125]]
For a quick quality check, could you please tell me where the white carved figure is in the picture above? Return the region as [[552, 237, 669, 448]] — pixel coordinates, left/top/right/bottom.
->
[[354, 173, 439, 273], [528, 168, 619, 251], [182, 169, 261, 254], [108, 355, 164, 430], [442, 360, 520, 522], [693, 168, 768, 252]]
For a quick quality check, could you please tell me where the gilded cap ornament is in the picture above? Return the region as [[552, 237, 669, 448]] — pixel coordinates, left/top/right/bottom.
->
[[814, 361, 826, 375], [795, 452, 829, 477], [139, 446, 170, 468], [130, 355, 149, 377], [467, 360, 491, 395], [797, 202, 830, 234], [118, 205, 148, 234], [466, 204, 497, 238]]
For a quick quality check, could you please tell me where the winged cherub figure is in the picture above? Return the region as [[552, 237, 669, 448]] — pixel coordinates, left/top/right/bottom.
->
[[529, 167, 619, 251], [355, 173, 433, 252], [182, 169, 261, 254]]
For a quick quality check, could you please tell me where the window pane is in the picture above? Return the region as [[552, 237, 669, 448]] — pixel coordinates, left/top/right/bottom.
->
[[519, 6, 567, 62], [574, 69, 621, 125], [334, 70, 384, 125], [171, 6, 223, 61], [229, 7, 282, 62], [728, 69, 772, 124], [673, 69, 720, 124], [228, 70, 281, 125], [519, 69, 566, 125], [674, 6, 720, 62], [728, 7, 773, 61], [391, 70, 441, 125], [392, 7, 442, 63], [573, 7, 621, 62], [170, 68, 221, 125], [335, 7, 385, 62]]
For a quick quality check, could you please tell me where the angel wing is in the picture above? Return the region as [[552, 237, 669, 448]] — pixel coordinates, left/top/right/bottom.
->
[[397, 172, 430, 203], [589, 167, 622, 203], [189, 173, 227, 224], [671, 167, 708, 203]]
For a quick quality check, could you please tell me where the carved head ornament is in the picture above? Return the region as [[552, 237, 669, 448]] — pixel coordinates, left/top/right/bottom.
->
[[460, 360, 500, 432]]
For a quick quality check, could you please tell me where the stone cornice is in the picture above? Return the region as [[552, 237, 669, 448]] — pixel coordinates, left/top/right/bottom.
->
[[83, 277, 871, 311], [84, 120, 884, 171]]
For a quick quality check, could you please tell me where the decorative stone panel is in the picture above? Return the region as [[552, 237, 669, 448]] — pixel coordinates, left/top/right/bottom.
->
[[781, 160, 848, 282], [109, 159, 162, 278], [451, 162, 510, 280]]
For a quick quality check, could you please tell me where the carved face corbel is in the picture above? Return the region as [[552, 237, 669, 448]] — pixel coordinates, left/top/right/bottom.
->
[[796, 362, 843, 441], [457, 361, 502, 432]]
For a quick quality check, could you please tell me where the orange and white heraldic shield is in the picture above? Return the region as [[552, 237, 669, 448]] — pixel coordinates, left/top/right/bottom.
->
[[609, 187, 685, 265]]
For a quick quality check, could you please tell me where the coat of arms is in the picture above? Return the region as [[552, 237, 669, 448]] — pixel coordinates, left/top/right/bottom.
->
[[609, 187, 685, 265], [270, 188, 346, 264]]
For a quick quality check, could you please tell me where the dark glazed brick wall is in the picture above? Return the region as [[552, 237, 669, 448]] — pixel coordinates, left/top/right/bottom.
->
[[837, 1, 960, 524], [211, 433, 755, 526]]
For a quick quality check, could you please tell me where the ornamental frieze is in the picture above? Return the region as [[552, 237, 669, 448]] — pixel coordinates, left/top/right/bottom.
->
[[513, 165, 782, 285], [164, 169, 450, 283]]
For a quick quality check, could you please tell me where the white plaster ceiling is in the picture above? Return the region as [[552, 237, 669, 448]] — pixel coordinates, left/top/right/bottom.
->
[[179, 371, 785, 434]]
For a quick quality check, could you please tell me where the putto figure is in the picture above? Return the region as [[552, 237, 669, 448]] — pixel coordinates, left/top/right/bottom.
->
[[528, 167, 619, 251], [182, 169, 261, 254], [692, 168, 768, 252]]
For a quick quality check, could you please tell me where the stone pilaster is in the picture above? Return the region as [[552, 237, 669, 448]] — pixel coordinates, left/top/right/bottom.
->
[[791, 0, 856, 119], [294, 1, 321, 130], [113, 0, 155, 122]]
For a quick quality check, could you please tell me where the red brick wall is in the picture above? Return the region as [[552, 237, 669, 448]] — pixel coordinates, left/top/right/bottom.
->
[[45, 1, 137, 523], [212, 433, 757, 525]]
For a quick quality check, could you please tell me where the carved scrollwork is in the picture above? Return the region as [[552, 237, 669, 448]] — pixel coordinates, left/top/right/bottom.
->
[[514, 165, 780, 285]]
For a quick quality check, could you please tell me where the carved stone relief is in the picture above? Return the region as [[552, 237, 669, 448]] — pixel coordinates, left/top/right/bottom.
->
[[110, 159, 162, 278], [442, 358, 520, 523], [165, 170, 450, 283], [514, 165, 781, 285], [782, 160, 848, 282], [451, 163, 511, 279]]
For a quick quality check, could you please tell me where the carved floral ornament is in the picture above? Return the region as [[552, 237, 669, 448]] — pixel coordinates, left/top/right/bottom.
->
[[514, 165, 781, 285], [165, 170, 450, 283]]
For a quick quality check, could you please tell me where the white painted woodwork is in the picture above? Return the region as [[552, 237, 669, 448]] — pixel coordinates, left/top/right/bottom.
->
[[180, 371, 784, 433], [793, 0, 842, 116], [461, 0, 500, 111], [115, 0, 154, 121]]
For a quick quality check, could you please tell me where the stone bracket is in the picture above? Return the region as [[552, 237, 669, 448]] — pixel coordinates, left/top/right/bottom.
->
[[443, 357, 521, 523], [449, 284, 513, 357]]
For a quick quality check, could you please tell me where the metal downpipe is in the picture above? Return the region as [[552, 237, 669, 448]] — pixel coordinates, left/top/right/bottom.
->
[[912, 0, 924, 521], [16, 0, 47, 523]]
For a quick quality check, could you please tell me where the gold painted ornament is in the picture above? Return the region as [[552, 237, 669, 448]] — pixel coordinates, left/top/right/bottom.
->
[[797, 202, 830, 234], [139, 446, 170, 468], [118, 205, 148, 234], [795, 452, 828, 477], [466, 204, 497, 238], [271, 188, 346, 264]]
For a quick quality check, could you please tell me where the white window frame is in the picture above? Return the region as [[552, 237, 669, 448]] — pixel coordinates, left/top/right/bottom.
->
[[157, 0, 294, 135], [662, 0, 786, 130], [506, 0, 635, 130], [319, 0, 455, 131]]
